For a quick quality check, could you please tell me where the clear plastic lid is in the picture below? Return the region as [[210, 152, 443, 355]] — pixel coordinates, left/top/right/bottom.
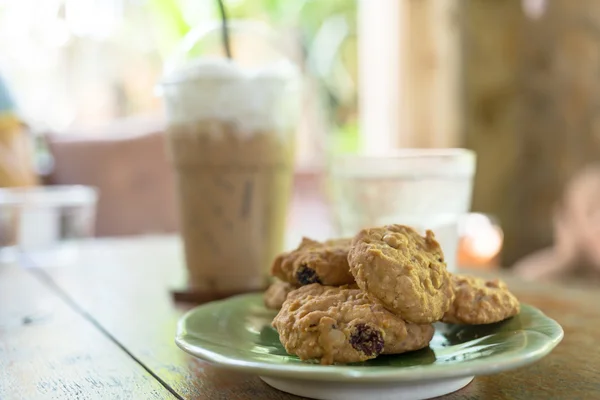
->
[[158, 21, 301, 131], [160, 20, 300, 85]]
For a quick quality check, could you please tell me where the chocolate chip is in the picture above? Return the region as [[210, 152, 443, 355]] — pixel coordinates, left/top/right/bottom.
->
[[295, 265, 322, 285], [349, 323, 384, 357]]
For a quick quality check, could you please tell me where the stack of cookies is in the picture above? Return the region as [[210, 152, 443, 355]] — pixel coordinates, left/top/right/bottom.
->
[[265, 224, 520, 365]]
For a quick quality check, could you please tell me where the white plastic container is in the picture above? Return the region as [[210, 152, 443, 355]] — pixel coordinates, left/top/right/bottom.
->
[[0, 185, 97, 264]]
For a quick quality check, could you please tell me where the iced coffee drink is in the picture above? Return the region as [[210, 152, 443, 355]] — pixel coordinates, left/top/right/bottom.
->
[[161, 59, 299, 293]]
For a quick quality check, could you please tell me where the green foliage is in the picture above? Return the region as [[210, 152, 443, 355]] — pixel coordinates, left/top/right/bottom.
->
[[331, 119, 360, 155], [147, 0, 360, 153], [147, 0, 191, 58]]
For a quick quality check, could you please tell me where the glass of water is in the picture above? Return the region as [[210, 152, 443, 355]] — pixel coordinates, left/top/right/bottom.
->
[[327, 149, 476, 272]]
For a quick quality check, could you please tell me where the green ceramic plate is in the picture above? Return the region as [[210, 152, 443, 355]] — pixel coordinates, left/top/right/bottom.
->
[[175, 293, 563, 385]]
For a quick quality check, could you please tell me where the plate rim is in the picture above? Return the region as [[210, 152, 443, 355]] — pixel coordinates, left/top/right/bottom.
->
[[175, 293, 564, 383]]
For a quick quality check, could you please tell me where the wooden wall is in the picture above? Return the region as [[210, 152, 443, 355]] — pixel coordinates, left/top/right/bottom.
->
[[358, 0, 462, 150], [462, 0, 524, 266], [464, 0, 600, 265], [360, 0, 600, 266]]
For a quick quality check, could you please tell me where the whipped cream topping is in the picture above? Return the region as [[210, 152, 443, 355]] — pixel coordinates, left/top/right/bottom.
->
[[160, 57, 300, 134]]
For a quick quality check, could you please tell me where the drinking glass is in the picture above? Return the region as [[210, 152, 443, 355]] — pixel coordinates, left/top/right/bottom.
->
[[327, 149, 476, 272]]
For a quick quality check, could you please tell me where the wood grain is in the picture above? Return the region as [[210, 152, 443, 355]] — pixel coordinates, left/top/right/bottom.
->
[[38, 237, 293, 400], [35, 236, 600, 399], [444, 276, 600, 399], [0, 262, 174, 400]]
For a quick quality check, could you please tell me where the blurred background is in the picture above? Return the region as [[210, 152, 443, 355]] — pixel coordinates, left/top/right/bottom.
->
[[2, 0, 600, 281]]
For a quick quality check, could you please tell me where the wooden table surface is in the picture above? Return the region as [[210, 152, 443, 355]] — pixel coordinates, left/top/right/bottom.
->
[[1, 236, 599, 400]]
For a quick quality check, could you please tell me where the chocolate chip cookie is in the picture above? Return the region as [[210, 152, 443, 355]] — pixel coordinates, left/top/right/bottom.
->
[[272, 284, 434, 365], [442, 274, 520, 325], [271, 237, 355, 286], [348, 225, 454, 324], [263, 279, 297, 310]]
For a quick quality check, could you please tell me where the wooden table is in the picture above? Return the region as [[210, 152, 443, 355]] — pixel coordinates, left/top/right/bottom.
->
[[1, 236, 598, 400]]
